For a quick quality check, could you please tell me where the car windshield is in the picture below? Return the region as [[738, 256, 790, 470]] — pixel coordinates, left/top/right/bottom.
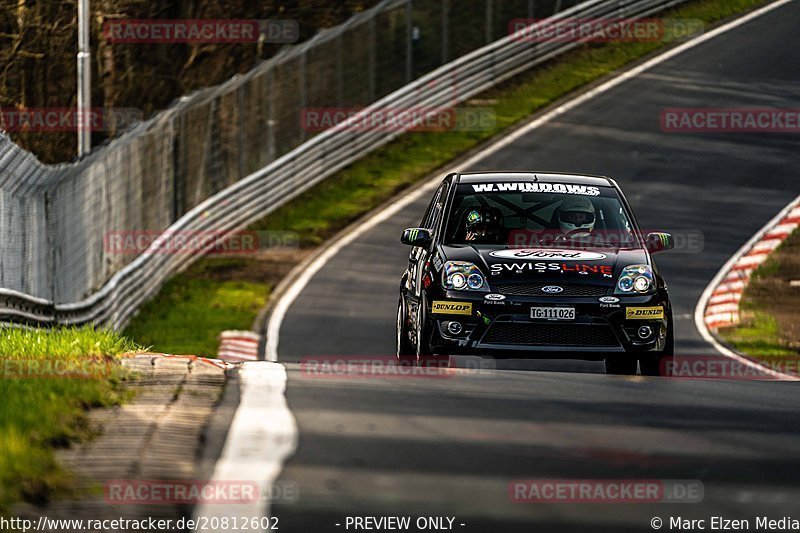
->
[[443, 182, 639, 249]]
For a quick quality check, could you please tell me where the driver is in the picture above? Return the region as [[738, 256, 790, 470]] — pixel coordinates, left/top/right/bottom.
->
[[557, 197, 596, 236], [463, 206, 503, 243]]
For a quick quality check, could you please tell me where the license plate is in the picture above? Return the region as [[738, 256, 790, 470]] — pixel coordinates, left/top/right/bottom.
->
[[531, 307, 576, 320]]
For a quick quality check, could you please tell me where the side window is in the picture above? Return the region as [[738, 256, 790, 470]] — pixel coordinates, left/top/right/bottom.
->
[[419, 188, 440, 229], [421, 181, 448, 230], [429, 182, 449, 232]]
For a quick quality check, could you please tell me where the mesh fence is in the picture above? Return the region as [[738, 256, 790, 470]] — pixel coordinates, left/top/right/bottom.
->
[[1, 0, 588, 304]]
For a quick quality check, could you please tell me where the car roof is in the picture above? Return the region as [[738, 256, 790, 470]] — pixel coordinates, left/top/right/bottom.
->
[[456, 171, 614, 187]]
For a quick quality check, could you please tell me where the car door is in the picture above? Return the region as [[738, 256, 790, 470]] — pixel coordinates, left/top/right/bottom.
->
[[403, 179, 449, 302]]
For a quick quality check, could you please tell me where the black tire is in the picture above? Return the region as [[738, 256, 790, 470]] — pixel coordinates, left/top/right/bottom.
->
[[639, 318, 674, 377], [396, 297, 415, 366], [412, 294, 450, 368], [415, 294, 433, 360], [418, 354, 452, 368], [605, 356, 638, 375]]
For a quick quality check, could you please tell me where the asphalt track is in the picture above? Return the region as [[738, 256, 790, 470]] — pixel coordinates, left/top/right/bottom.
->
[[272, 3, 800, 531]]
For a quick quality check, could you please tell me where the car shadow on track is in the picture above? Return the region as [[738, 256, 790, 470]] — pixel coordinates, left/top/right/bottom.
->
[[452, 355, 606, 374]]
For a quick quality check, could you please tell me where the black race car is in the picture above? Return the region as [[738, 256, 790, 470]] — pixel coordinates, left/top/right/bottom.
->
[[396, 172, 674, 375]]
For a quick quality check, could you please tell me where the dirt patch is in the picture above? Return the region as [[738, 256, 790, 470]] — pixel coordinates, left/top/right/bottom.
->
[[181, 248, 311, 286], [741, 229, 800, 350]]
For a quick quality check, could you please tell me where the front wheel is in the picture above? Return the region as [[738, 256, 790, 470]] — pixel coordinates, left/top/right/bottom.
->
[[415, 294, 433, 359], [639, 319, 674, 377], [396, 297, 415, 366], [411, 294, 450, 368], [418, 354, 452, 368]]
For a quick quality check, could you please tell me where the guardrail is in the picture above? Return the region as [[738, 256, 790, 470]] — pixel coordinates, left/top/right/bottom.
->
[[1, 0, 689, 329]]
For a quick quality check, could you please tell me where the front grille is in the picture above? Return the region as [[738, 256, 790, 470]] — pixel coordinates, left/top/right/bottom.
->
[[495, 283, 608, 297], [482, 322, 619, 347]]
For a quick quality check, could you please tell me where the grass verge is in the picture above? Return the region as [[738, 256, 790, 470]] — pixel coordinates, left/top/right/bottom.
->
[[720, 228, 800, 361], [0, 326, 139, 515], [124, 0, 773, 355], [123, 257, 274, 356]]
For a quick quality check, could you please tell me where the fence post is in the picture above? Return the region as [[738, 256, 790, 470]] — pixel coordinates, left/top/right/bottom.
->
[[368, 18, 377, 101], [335, 33, 344, 106], [300, 50, 308, 142], [485, 0, 493, 44], [405, 0, 413, 83], [266, 72, 276, 164], [441, 0, 449, 64], [237, 86, 245, 180], [171, 116, 181, 222]]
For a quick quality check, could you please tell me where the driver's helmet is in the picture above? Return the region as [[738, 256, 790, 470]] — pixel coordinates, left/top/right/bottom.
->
[[463, 206, 503, 243], [557, 197, 596, 234]]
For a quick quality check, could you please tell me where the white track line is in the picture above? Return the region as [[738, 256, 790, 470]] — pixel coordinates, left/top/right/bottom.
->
[[265, 0, 796, 364], [193, 362, 298, 527]]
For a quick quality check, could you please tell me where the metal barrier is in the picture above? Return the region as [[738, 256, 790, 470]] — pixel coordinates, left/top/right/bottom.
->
[[0, 0, 689, 329]]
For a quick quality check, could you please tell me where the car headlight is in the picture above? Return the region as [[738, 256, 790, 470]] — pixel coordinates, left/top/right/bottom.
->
[[615, 264, 655, 295], [443, 261, 489, 292]]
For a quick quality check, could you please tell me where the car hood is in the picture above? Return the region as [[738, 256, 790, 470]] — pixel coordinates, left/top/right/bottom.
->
[[439, 245, 650, 286]]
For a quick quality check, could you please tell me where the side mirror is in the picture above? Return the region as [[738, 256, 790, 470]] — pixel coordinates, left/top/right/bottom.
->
[[401, 227, 433, 247], [646, 232, 674, 253]]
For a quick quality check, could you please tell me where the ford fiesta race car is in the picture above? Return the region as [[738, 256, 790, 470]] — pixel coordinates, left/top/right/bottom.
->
[[396, 172, 674, 375]]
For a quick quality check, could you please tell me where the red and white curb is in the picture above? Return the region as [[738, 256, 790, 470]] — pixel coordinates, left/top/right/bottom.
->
[[218, 330, 261, 362], [703, 197, 800, 331], [694, 194, 800, 381]]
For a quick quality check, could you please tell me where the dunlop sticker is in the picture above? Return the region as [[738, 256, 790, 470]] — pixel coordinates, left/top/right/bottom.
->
[[432, 301, 473, 315], [626, 306, 664, 320]]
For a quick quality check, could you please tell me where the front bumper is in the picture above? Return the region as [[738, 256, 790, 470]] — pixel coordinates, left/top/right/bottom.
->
[[427, 290, 670, 359]]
